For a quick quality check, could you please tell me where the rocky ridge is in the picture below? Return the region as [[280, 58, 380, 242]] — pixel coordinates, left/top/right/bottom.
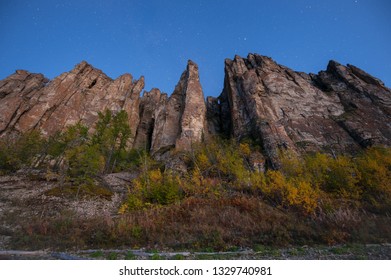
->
[[213, 54, 391, 167], [1, 54, 390, 167], [0, 61, 144, 140]]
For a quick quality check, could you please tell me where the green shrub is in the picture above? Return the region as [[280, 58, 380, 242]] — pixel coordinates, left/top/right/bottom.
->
[[92, 109, 132, 173], [190, 138, 251, 187], [65, 144, 105, 186], [140, 169, 183, 205], [45, 123, 90, 171], [279, 151, 304, 179], [120, 169, 183, 212], [0, 138, 15, 174], [0, 130, 45, 173]]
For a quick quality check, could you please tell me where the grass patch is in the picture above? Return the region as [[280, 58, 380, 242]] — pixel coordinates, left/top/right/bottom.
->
[[107, 252, 118, 260], [89, 251, 103, 258], [125, 251, 137, 260], [150, 253, 164, 260], [9, 193, 391, 252], [171, 254, 185, 260]]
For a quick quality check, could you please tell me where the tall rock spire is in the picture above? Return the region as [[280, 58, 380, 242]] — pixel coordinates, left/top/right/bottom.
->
[[150, 60, 207, 153]]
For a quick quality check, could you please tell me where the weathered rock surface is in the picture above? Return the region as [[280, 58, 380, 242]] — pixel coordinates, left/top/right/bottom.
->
[[150, 60, 207, 153], [0, 61, 144, 140], [133, 88, 162, 150], [213, 54, 391, 167], [0, 60, 208, 155], [1, 54, 390, 167]]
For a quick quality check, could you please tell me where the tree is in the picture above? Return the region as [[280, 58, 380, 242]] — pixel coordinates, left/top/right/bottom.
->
[[0, 130, 45, 173], [65, 143, 104, 187], [92, 109, 132, 173]]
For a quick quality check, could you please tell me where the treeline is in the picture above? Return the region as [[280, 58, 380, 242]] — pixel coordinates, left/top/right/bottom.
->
[[1, 109, 391, 215], [120, 138, 391, 216], [0, 110, 137, 187]]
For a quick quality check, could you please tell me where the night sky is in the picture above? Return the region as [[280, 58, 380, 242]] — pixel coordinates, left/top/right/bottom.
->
[[1, 0, 390, 97]]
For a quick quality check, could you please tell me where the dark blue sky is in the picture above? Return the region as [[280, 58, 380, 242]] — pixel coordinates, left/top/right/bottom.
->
[[1, 0, 390, 97]]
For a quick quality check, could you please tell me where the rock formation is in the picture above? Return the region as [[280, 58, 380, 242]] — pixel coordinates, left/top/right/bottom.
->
[[0, 61, 144, 140], [210, 54, 391, 167], [133, 88, 163, 150], [1, 54, 390, 169], [150, 60, 207, 154], [0, 59, 208, 156]]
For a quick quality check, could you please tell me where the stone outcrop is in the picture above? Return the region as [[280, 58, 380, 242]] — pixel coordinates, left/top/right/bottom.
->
[[0, 61, 144, 140], [150, 60, 207, 153], [0, 59, 208, 156], [212, 54, 391, 168], [133, 88, 162, 150], [1, 54, 390, 168]]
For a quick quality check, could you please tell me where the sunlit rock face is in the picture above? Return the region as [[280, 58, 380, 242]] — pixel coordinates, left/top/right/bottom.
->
[[150, 60, 207, 154], [210, 54, 391, 167], [0, 60, 208, 154], [0, 61, 144, 144]]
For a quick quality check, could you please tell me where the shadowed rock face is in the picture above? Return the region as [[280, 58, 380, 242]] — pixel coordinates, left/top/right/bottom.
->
[[133, 88, 162, 150], [212, 54, 391, 168], [1, 54, 390, 168]]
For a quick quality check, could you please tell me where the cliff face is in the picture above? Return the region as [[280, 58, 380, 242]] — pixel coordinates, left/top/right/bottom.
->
[[133, 88, 162, 150], [0, 60, 207, 155], [213, 54, 391, 167], [0, 61, 144, 141], [1, 54, 390, 167]]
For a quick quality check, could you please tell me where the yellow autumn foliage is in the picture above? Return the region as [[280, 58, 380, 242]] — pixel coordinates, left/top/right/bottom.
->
[[262, 170, 320, 215]]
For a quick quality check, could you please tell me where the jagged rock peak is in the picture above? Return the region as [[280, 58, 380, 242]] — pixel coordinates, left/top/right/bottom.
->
[[0, 61, 144, 138], [1, 55, 390, 169], [176, 59, 207, 150], [150, 60, 207, 153], [72, 60, 93, 72], [214, 53, 391, 168]]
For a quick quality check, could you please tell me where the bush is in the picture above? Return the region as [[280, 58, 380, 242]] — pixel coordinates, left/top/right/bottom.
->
[[65, 144, 105, 186], [0, 131, 45, 173], [92, 109, 132, 173], [0, 138, 14, 174], [190, 138, 251, 187], [303, 153, 331, 188], [279, 151, 304, 179], [356, 147, 391, 213], [45, 123, 90, 171], [43, 111, 134, 188], [120, 169, 183, 212], [324, 155, 361, 199], [262, 170, 319, 215], [299, 153, 361, 199]]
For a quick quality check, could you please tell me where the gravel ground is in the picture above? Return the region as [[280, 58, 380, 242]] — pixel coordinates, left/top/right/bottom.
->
[[1, 244, 391, 260], [0, 173, 129, 250]]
